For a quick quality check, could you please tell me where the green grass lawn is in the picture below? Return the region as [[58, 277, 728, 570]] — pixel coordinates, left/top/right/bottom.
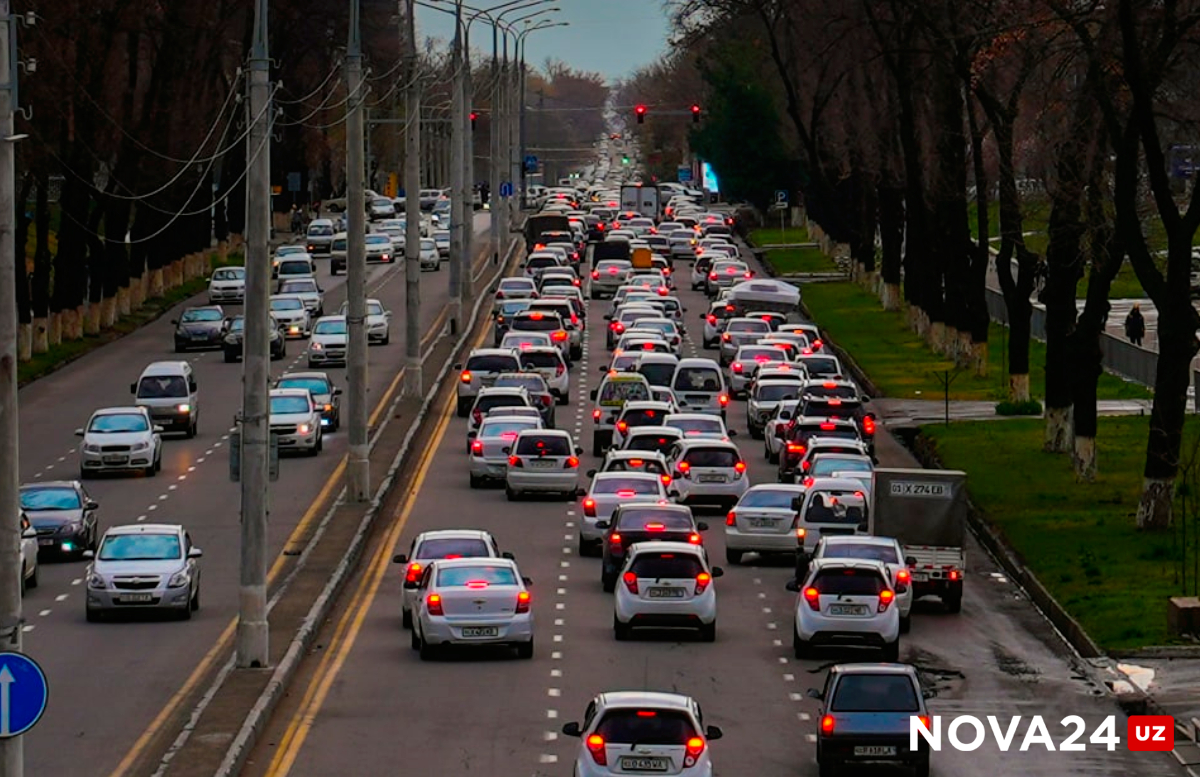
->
[[748, 226, 810, 246], [762, 245, 837, 274], [802, 281, 1151, 401], [924, 417, 1200, 650]]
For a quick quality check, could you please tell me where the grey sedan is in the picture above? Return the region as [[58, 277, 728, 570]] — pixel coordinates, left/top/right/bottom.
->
[[84, 524, 202, 621]]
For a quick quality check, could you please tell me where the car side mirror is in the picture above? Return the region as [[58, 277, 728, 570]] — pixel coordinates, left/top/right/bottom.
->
[[590, 389, 598, 401], [697, 522, 709, 531], [791, 497, 803, 511], [711, 566, 724, 578], [153, 425, 165, 434], [586, 469, 597, 478], [862, 396, 870, 403], [576, 446, 584, 455], [522, 576, 533, 586], [598, 366, 609, 373], [698, 313, 706, 319], [170, 319, 179, 325], [501, 446, 511, 455], [705, 725, 724, 741], [604, 314, 613, 320], [453, 363, 462, 370], [130, 382, 137, 394], [595, 520, 610, 530], [575, 487, 588, 498], [85, 500, 99, 511], [922, 688, 937, 699], [501, 551, 515, 560], [561, 722, 582, 737], [806, 688, 823, 700], [727, 429, 738, 437], [393, 554, 408, 564], [896, 584, 908, 594], [188, 548, 204, 559], [82, 550, 95, 559], [905, 556, 917, 567], [668, 490, 681, 499], [785, 578, 800, 592], [21, 527, 36, 539], [333, 387, 343, 395], [74, 428, 85, 437]]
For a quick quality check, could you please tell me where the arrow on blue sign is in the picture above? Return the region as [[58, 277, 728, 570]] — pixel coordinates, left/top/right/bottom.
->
[[0, 653, 47, 738], [499, 181, 514, 198], [524, 155, 538, 172]]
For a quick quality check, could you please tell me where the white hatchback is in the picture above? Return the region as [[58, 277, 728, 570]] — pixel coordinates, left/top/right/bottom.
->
[[613, 541, 723, 641], [504, 429, 582, 500], [788, 558, 900, 661], [410, 557, 534, 660], [666, 440, 749, 509]]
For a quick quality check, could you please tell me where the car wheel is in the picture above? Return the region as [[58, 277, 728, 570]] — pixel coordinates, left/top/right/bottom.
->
[[145, 462, 156, 477], [913, 753, 931, 777], [191, 584, 200, 611], [79, 468, 91, 480], [401, 608, 413, 629], [307, 361, 317, 369], [899, 614, 911, 634], [592, 435, 604, 457], [418, 634, 437, 661], [944, 588, 963, 613], [155, 452, 162, 473], [515, 639, 534, 659], [224, 350, 236, 363], [793, 629, 810, 659], [881, 639, 900, 662], [382, 334, 390, 345], [601, 572, 616, 593], [469, 473, 482, 489], [817, 755, 838, 777], [186, 420, 197, 439], [748, 425, 763, 440], [577, 536, 590, 557], [613, 616, 631, 641], [410, 626, 421, 650], [456, 398, 471, 418], [86, 606, 103, 623], [505, 485, 519, 501], [725, 548, 743, 565], [698, 621, 716, 642]]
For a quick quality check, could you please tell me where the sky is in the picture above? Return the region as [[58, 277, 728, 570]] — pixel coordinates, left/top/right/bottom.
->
[[414, 0, 673, 83]]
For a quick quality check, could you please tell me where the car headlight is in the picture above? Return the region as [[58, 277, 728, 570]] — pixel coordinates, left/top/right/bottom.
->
[[131, 441, 150, 451], [84, 443, 101, 453], [177, 404, 190, 413], [62, 522, 83, 535], [87, 572, 106, 590], [167, 570, 190, 588], [298, 424, 312, 435], [311, 342, 323, 351], [225, 334, 238, 344]]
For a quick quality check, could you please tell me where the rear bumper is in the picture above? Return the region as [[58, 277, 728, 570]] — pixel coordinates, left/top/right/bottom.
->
[[819, 736, 926, 766], [506, 470, 577, 492], [724, 527, 796, 554]]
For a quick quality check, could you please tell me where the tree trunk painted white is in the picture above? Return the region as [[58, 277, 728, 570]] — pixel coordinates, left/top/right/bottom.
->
[[118, 284, 132, 316], [47, 311, 62, 346], [86, 301, 103, 335], [1043, 404, 1072, 452], [31, 316, 48, 353], [1010, 373, 1030, 402], [882, 283, 901, 311], [101, 295, 117, 327], [218, 240, 228, 263], [972, 341, 988, 377], [149, 268, 164, 299], [17, 323, 31, 361], [956, 330, 973, 367], [928, 320, 946, 352], [72, 305, 86, 339], [1073, 436, 1097, 482], [1136, 476, 1174, 529]]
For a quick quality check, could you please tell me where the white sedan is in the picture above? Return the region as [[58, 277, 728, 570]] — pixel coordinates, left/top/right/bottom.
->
[[76, 407, 163, 478], [411, 557, 534, 660], [339, 298, 391, 345]]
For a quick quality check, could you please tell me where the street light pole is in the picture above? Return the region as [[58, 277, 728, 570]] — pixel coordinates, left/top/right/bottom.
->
[[345, 0, 370, 501], [238, 0, 271, 670], [447, 1, 465, 334], [402, 0, 423, 399]]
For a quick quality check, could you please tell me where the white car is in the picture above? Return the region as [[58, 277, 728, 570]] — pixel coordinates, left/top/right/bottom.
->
[[724, 484, 807, 565], [611, 401, 676, 449], [499, 330, 553, 352], [562, 691, 723, 777], [338, 298, 391, 344], [579, 472, 668, 555], [494, 277, 539, 307], [269, 295, 311, 338], [275, 275, 323, 317], [433, 229, 451, 258], [469, 415, 543, 487], [810, 535, 913, 632], [788, 558, 900, 660], [762, 400, 802, 463], [18, 513, 38, 593], [613, 541, 722, 641], [369, 197, 395, 220], [268, 388, 323, 455], [611, 426, 684, 461], [307, 316, 348, 368], [700, 300, 735, 348], [419, 238, 440, 270], [504, 429, 582, 501], [662, 413, 732, 442], [77, 407, 162, 478], [410, 557, 534, 660], [634, 352, 680, 389], [207, 266, 246, 304], [517, 346, 569, 402], [665, 439, 749, 509], [590, 450, 672, 483], [729, 344, 793, 396], [393, 529, 510, 628], [365, 232, 396, 263]]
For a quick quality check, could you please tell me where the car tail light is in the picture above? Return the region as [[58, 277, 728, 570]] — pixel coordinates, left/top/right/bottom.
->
[[593, 409, 601, 421], [813, 339, 823, 350], [863, 416, 876, 435], [684, 736, 706, 766], [426, 593, 444, 616], [608, 267, 618, 274], [803, 586, 821, 611], [660, 474, 672, 487], [508, 455, 522, 467], [745, 272, 753, 278], [896, 569, 910, 585], [405, 562, 423, 584], [466, 580, 490, 589], [786, 444, 805, 454], [878, 589, 895, 612], [731, 362, 743, 373], [565, 456, 579, 468], [543, 395, 554, 408], [582, 498, 596, 516], [591, 270, 600, 280], [802, 476, 815, 487], [718, 394, 729, 407], [645, 522, 665, 531], [555, 363, 565, 377], [795, 526, 807, 540], [709, 272, 718, 280], [552, 330, 568, 341], [688, 533, 702, 544], [726, 510, 736, 526], [949, 569, 960, 581], [706, 314, 716, 325], [677, 461, 690, 477], [617, 421, 628, 433], [801, 460, 811, 472], [586, 734, 607, 765], [734, 461, 746, 475], [610, 532, 622, 547], [515, 590, 531, 613], [721, 332, 731, 342], [616, 489, 636, 497], [622, 571, 639, 594], [820, 715, 835, 735], [535, 243, 545, 250], [460, 370, 472, 383], [471, 440, 483, 454], [495, 290, 505, 299], [610, 323, 625, 333], [819, 422, 836, 430]]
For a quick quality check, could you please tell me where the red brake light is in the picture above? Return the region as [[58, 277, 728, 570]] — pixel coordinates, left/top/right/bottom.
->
[[822, 381, 837, 389], [685, 736, 705, 765], [722, 332, 731, 341], [465, 580, 489, 589], [593, 409, 601, 420], [508, 455, 521, 467], [706, 315, 716, 325], [617, 421, 628, 433], [896, 569, 911, 584], [803, 476, 815, 487], [629, 458, 643, 466], [405, 562, 423, 583], [734, 461, 746, 474], [678, 461, 690, 475], [726, 510, 736, 526], [610, 532, 622, 545], [495, 291, 505, 299], [608, 267, 618, 274], [731, 362, 743, 373], [622, 571, 638, 594], [552, 330, 568, 341], [637, 710, 657, 717], [426, 593, 444, 616], [709, 272, 718, 280], [645, 522, 665, 531], [803, 586, 821, 611], [582, 497, 596, 516], [821, 715, 835, 734], [949, 569, 960, 581], [460, 370, 472, 383], [718, 394, 729, 406], [566, 456, 579, 468], [516, 590, 531, 613], [586, 734, 607, 765], [819, 422, 836, 430], [878, 589, 895, 612], [592, 270, 600, 279], [473, 410, 482, 426], [786, 443, 805, 453], [616, 489, 636, 497], [471, 440, 483, 454], [863, 416, 876, 435], [660, 474, 672, 487], [688, 533, 702, 544]]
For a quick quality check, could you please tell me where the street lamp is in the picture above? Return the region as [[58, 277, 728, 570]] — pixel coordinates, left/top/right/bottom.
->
[[516, 20, 568, 206]]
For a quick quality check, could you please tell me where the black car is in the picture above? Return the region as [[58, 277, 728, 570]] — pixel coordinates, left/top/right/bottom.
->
[[275, 371, 342, 431], [809, 663, 933, 777], [798, 396, 877, 456], [597, 504, 708, 592], [777, 417, 861, 481], [224, 314, 287, 363], [173, 306, 229, 352], [19, 480, 99, 557], [493, 300, 534, 346]]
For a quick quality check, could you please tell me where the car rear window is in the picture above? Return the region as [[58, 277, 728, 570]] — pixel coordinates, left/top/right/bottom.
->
[[638, 362, 676, 386], [594, 477, 660, 495], [804, 384, 859, 400], [606, 458, 667, 474], [728, 320, 770, 333], [628, 553, 705, 579], [673, 368, 722, 392], [436, 566, 517, 587], [622, 408, 664, 427], [527, 256, 558, 269], [812, 567, 885, 595], [830, 675, 919, 713], [594, 708, 697, 744], [516, 435, 571, 455], [476, 395, 527, 413], [599, 379, 651, 404], [416, 538, 489, 559], [804, 492, 867, 524], [519, 352, 561, 370], [822, 543, 899, 564], [478, 420, 538, 438], [682, 448, 738, 467], [513, 315, 560, 332], [799, 357, 840, 375], [467, 354, 520, 373], [494, 375, 546, 392], [616, 509, 693, 531], [738, 489, 798, 509], [625, 433, 678, 453], [804, 399, 863, 416], [811, 457, 872, 475], [755, 384, 799, 402]]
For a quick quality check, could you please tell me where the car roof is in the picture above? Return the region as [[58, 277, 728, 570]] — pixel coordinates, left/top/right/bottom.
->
[[605, 450, 668, 462], [476, 387, 529, 397], [627, 540, 706, 557], [663, 412, 721, 422], [620, 401, 673, 411], [139, 361, 190, 376], [106, 523, 183, 536], [21, 480, 79, 490], [627, 425, 682, 437], [313, 315, 346, 324], [94, 406, 148, 416], [676, 438, 738, 452], [271, 387, 313, 398], [745, 483, 806, 494], [805, 477, 870, 492], [516, 346, 562, 357], [415, 529, 495, 543], [811, 557, 889, 573], [279, 371, 331, 382], [470, 348, 522, 357], [516, 428, 570, 437], [636, 353, 679, 364], [830, 663, 919, 678], [674, 358, 720, 369], [595, 471, 662, 482], [820, 535, 897, 548]]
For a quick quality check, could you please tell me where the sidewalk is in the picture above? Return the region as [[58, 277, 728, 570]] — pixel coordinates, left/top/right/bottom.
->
[[874, 397, 1154, 425]]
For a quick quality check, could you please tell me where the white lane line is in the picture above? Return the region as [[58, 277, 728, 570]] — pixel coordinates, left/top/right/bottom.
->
[[561, 547, 570, 554], [196, 457, 205, 463], [778, 657, 789, 664], [783, 673, 795, 682], [137, 515, 147, 522], [550, 669, 562, 678], [805, 734, 817, 743], [169, 484, 178, 490], [557, 588, 567, 595], [554, 619, 564, 627], [539, 754, 558, 764], [789, 692, 804, 701], [563, 534, 572, 541], [57, 456, 66, 462], [767, 622, 777, 630], [551, 651, 562, 659], [71, 578, 82, 586], [773, 639, 783, 647], [547, 709, 559, 718], [560, 561, 569, 568], [221, 434, 230, 440], [55, 594, 69, 602], [205, 450, 214, 456], [762, 607, 772, 614], [555, 602, 565, 610], [544, 731, 558, 742], [553, 634, 563, 642], [148, 504, 158, 511], [565, 510, 575, 516], [21, 625, 33, 633], [565, 521, 574, 528], [187, 466, 196, 472], [38, 609, 50, 617], [547, 688, 561, 697], [213, 442, 222, 448], [158, 494, 168, 500], [558, 574, 568, 581], [228, 426, 237, 433], [798, 712, 811, 721]]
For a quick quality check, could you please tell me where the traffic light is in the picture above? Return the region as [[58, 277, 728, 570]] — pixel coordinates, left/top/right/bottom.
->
[[635, 104, 646, 124], [622, 155, 630, 165], [691, 104, 701, 123], [470, 111, 477, 130]]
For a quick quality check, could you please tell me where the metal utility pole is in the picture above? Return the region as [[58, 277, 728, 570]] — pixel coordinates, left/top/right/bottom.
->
[[448, 2, 464, 334], [238, 0, 271, 670], [0, 2, 22, 773], [488, 28, 502, 267], [402, 0, 422, 398], [459, 27, 473, 322], [346, 0, 369, 502]]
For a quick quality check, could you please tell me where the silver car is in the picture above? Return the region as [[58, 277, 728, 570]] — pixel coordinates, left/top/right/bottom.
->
[[207, 266, 246, 304], [590, 259, 633, 299], [77, 407, 162, 478], [269, 295, 312, 338], [469, 416, 543, 486], [269, 388, 324, 455], [276, 276, 324, 317], [719, 317, 773, 365], [338, 298, 391, 344], [84, 524, 202, 621], [308, 316, 348, 368]]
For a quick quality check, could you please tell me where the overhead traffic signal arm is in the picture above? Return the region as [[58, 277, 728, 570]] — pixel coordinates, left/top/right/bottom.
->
[[629, 103, 702, 124]]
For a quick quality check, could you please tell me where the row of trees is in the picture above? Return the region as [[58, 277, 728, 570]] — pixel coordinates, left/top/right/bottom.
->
[[624, 0, 1200, 529], [15, 1, 603, 366]]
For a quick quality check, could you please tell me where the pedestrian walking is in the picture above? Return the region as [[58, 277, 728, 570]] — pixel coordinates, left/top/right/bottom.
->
[[290, 205, 302, 235], [1125, 304, 1146, 346]]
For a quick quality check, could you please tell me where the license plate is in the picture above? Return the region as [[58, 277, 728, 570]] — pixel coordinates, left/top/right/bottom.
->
[[121, 594, 153, 603], [530, 460, 556, 468], [38, 539, 53, 546], [686, 395, 708, 403], [829, 604, 868, 616], [102, 455, 128, 464], [910, 571, 929, 582], [749, 518, 779, 528], [854, 746, 897, 757], [460, 626, 499, 638], [647, 587, 684, 599], [698, 474, 726, 483], [619, 757, 669, 771]]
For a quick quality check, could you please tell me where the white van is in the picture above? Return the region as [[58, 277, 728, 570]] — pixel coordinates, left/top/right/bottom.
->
[[131, 361, 199, 437], [670, 357, 729, 419]]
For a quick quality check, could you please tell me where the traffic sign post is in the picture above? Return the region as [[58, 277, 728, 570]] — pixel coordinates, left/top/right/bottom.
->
[[774, 189, 788, 205], [774, 190, 789, 242], [0, 653, 47, 739], [523, 155, 538, 173]]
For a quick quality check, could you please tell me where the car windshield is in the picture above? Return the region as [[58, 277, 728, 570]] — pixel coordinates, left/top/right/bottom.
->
[[804, 492, 867, 524], [593, 478, 660, 495], [372, 199, 392, 208], [137, 376, 187, 398], [755, 384, 799, 402], [515, 435, 571, 455], [476, 395, 527, 414], [98, 533, 182, 561], [830, 675, 919, 713], [436, 566, 517, 587], [739, 489, 798, 509], [479, 421, 538, 438], [503, 334, 551, 349], [669, 418, 722, 436], [20, 487, 81, 510], [617, 509, 692, 531], [181, 309, 222, 323], [627, 553, 704, 579], [271, 299, 303, 311], [277, 378, 330, 396], [811, 457, 873, 476], [421, 240, 436, 250], [366, 302, 384, 315], [270, 395, 311, 414], [416, 538, 489, 559], [606, 457, 667, 474], [308, 224, 334, 237], [229, 318, 245, 332], [278, 262, 311, 275], [599, 379, 651, 404], [799, 358, 840, 376], [813, 567, 886, 595], [499, 302, 533, 318], [673, 368, 722, 392], [314, 320, 347, 335], [823, 543, 900, 564], [212, 268, 244, 281], [90, 413, 151, 433], [683, 448, 737, 467]]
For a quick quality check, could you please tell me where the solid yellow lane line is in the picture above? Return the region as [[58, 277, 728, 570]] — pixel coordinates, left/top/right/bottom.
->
[[264, 390, 455, 776]]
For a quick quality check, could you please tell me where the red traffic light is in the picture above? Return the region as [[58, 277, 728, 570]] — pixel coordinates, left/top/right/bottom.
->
[[635, 104, 646, 124], [635, 104, 646, 114], [469, 111, 477, 129], [691, 104, 701, 123]]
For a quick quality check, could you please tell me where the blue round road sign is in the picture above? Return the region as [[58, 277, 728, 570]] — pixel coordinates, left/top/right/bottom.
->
[[0, 652, 47, 738]]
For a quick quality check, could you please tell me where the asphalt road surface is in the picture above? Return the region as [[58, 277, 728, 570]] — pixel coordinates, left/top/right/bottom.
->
[[19, 213, 491, 776], [241, 243, 1184, 777]]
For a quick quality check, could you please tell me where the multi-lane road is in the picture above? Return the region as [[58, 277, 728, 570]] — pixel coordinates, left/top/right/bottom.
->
[[18, 213, 491, 776], [240, 243, 1183, 777]]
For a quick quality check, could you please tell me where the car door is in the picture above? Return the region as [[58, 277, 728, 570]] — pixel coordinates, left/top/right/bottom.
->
[[185, 531, 201, 588], [80, 485, 98, 540]]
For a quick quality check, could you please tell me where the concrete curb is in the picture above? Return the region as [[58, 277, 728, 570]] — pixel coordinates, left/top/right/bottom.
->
[[201, 239, 521, 777]]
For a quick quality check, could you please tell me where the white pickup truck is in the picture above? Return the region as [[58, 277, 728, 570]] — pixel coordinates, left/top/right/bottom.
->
[[869, 468, 967, 613]]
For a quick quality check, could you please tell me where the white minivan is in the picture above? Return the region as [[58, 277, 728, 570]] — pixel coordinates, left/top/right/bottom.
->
[[131, 361, 199, 438], [670, 358, 729, 419]]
